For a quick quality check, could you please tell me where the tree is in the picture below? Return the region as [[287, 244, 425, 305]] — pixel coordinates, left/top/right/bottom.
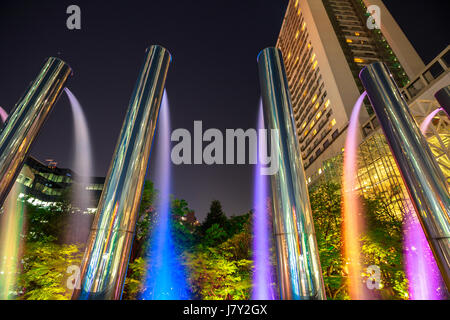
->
[[129, 181, 157, 262], [361, 197, 407, 299], [309, 181, 408, 300], [199, 200, 228, 236], [170, 198, 197, 253], [17, 241, 83, 300], [24, 203, 67, 243], [122, 257, 146, 300], [309, 182, 348, 299], [186, 211, 252, 300], [186, 233, 252, 300]]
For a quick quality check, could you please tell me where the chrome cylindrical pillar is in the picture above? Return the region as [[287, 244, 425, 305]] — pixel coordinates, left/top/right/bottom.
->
[[73, 45, 171, 300], [360, 62, 450, 291], [257, 47, 326, 300], [0, 57, 72, 207], [435, 86, 450, 116]]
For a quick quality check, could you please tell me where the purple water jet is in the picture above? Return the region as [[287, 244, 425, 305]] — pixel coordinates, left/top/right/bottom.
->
[[0, 107, 8, 123], [404, 208, 447, 299], [420, 108, 446, 134], [403, 106, 448, 299], [251, 101, 275, 300]]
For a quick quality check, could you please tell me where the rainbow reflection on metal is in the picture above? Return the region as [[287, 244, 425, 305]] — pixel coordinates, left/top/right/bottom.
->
[[0, 57, 72, 207], [257, 47, 326, 300], [73, 45, 171, 300], [360, 62, 450, 292], [0, 181, 25, 299]]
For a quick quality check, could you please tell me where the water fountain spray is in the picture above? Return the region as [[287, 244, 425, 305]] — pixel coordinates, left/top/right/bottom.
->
[[342, 92, 368, 300], [251, 101, 275, 300], [73, 45, 171, 300], [360, 62, 450, 292], [142, 91, 189, 300]]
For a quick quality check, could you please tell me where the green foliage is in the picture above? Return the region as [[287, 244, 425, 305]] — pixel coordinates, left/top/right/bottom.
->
[[199, 200, 227, 236], [170, 198, 196, 253], [185, 205, 252, 300], [131, 181, 157, 261], [24, 203, 66, 243], [122, 257, 146, 300], [361, 197, 408, 299], [309, 182, 348, 299], [309, 181, 408, 300], [186, 235, 252, 300], [17, 241, 83, 300], [201, 223, 229, 248]]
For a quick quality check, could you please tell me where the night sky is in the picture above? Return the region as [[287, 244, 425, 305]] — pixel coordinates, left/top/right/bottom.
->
[[0, 0, 448, 221]]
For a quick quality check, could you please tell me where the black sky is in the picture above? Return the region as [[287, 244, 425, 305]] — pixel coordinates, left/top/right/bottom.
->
[[0, 0, 448, 221]]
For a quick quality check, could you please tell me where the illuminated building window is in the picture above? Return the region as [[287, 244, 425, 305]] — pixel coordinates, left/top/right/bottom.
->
[[302, 122, 306, 129], [318, 168, 322, 175], [313, 129, 317, 136], [355, 32, 360, 36], [311, 94, 317, 104], [316, 111, 322, 119], [308, 43, 311, 49], [312, 60, 318, 69], [304, 130, 309, 137], [346, 39, 353, 43], [310, 120, 315, 129], [314, 102, 319, 109], [295, 0, 298, 8], [297, 8, 301, 15], [311, 53, 316, 62], [301, 22, 306, 31], [300, 77, 304, 84], [295, 30, 299, 39], [288, 52, 291, 60], [325, 99, 330, 108], [331, 118, 337, 127], [354, 58, 365, 63]]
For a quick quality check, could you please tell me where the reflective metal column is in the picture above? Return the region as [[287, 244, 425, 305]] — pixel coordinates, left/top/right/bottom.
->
[[435, 86, 450, 116], [0, 57, 72, 207], [360, 62, 450, 291], [73, 45, 171, 300], [257, 47, 326, 300]]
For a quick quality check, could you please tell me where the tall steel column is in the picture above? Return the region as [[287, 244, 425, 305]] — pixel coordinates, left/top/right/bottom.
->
[[435, 86, 450, 116], [257, 47, 326, 300], [0, 57, 72, 207], [360, 62, 450, 291], [73, 45, 171, 300]]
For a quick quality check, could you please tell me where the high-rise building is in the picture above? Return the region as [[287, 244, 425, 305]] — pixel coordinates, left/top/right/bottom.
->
[[314, 46, 450, 223], [276, 0, 425, 179]]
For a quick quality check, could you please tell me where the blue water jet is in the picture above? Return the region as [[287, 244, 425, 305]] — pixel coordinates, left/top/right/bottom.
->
[[141, 91, 189, 300]]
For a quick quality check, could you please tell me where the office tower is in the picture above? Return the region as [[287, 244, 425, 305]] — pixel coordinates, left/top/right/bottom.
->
[[276, 0, 425, 179]]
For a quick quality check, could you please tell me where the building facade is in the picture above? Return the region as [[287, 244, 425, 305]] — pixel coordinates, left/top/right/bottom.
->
[[276, 0, 425, 179], [14, 156, 105, 213], [313, 46, 450, 222]]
